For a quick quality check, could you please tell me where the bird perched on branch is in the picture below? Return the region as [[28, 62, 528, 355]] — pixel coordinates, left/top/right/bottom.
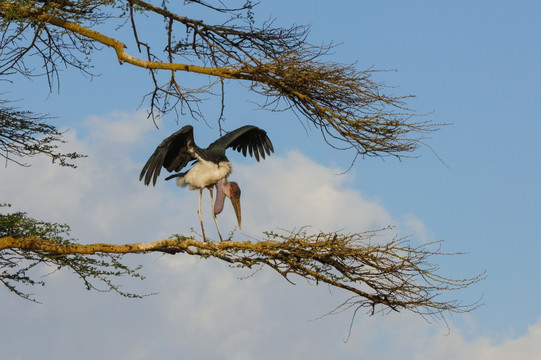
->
[[140, 125, 274, 241]]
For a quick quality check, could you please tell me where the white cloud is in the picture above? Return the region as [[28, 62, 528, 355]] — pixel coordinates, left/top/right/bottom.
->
[[400, 213, 435, 243], [233, 151, 394, 234], [3, 111, 535, 360], [413, 318, 541, 360], [2, 112, 185, 242], [84, 111, 156, 147]]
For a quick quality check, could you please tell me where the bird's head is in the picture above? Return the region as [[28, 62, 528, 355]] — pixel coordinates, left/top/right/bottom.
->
[[225, 181, 242, 229]]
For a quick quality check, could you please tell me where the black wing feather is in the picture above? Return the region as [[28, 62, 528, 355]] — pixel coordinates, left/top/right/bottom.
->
[[141, 125, 273, 186], [209, 125, 273, 161], [140, 125, 196, 186]]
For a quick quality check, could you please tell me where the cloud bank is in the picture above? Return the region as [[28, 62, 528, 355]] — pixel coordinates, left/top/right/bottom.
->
[[1, 112, 539, 359]]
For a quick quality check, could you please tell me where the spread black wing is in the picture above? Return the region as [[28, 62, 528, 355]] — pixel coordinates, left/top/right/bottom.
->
[[140, 125, 273, 186], [139, 125, 196, 186], [208, 125, 274, 162]]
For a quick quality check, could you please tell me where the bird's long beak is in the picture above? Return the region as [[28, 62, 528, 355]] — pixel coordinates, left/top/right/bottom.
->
[[230, 196, 241, 229]]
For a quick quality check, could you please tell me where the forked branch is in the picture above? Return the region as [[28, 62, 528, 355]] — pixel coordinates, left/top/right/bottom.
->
[[0, 0, 441, 159]]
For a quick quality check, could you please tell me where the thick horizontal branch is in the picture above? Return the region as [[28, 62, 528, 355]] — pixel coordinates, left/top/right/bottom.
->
[[1, 230, 484, 319], [0, 3, 249, 79], [1, 235, 204, 254]]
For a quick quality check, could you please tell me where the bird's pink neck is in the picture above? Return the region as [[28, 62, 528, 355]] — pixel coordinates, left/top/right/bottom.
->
[[214, 178, 228, 215]]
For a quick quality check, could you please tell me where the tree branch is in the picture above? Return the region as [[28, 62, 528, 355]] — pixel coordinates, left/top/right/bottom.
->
[[0, 1, 441, 159], [0, 227, 485, 319], [0, 3, 245, 77], [0, 100, 85, 167]]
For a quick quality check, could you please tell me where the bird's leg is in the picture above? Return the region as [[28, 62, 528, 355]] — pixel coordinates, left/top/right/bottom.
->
[[208, 187, 224, 242], [198, 188, 207, 242]]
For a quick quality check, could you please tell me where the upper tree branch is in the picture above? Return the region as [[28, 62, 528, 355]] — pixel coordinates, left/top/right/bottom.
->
[[0, 1, 440, 159], [0, 3, 248, 78]]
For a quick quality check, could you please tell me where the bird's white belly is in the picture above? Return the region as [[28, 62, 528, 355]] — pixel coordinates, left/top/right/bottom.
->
[[177, 161, 232, 190]]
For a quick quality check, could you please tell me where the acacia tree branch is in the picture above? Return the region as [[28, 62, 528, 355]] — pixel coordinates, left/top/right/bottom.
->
[[0, 208, 145, 301], [0, 4, 244, 77], [0, 100, 85, 167], [0, 1, 440, 159], [0, 227, 485, 319]]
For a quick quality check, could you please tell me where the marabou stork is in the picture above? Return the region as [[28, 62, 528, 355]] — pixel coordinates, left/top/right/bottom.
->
[[139, 125, 274, 241]]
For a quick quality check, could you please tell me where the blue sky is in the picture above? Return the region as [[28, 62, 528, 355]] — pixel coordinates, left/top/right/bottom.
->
[[2, 1, 541, 358]]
